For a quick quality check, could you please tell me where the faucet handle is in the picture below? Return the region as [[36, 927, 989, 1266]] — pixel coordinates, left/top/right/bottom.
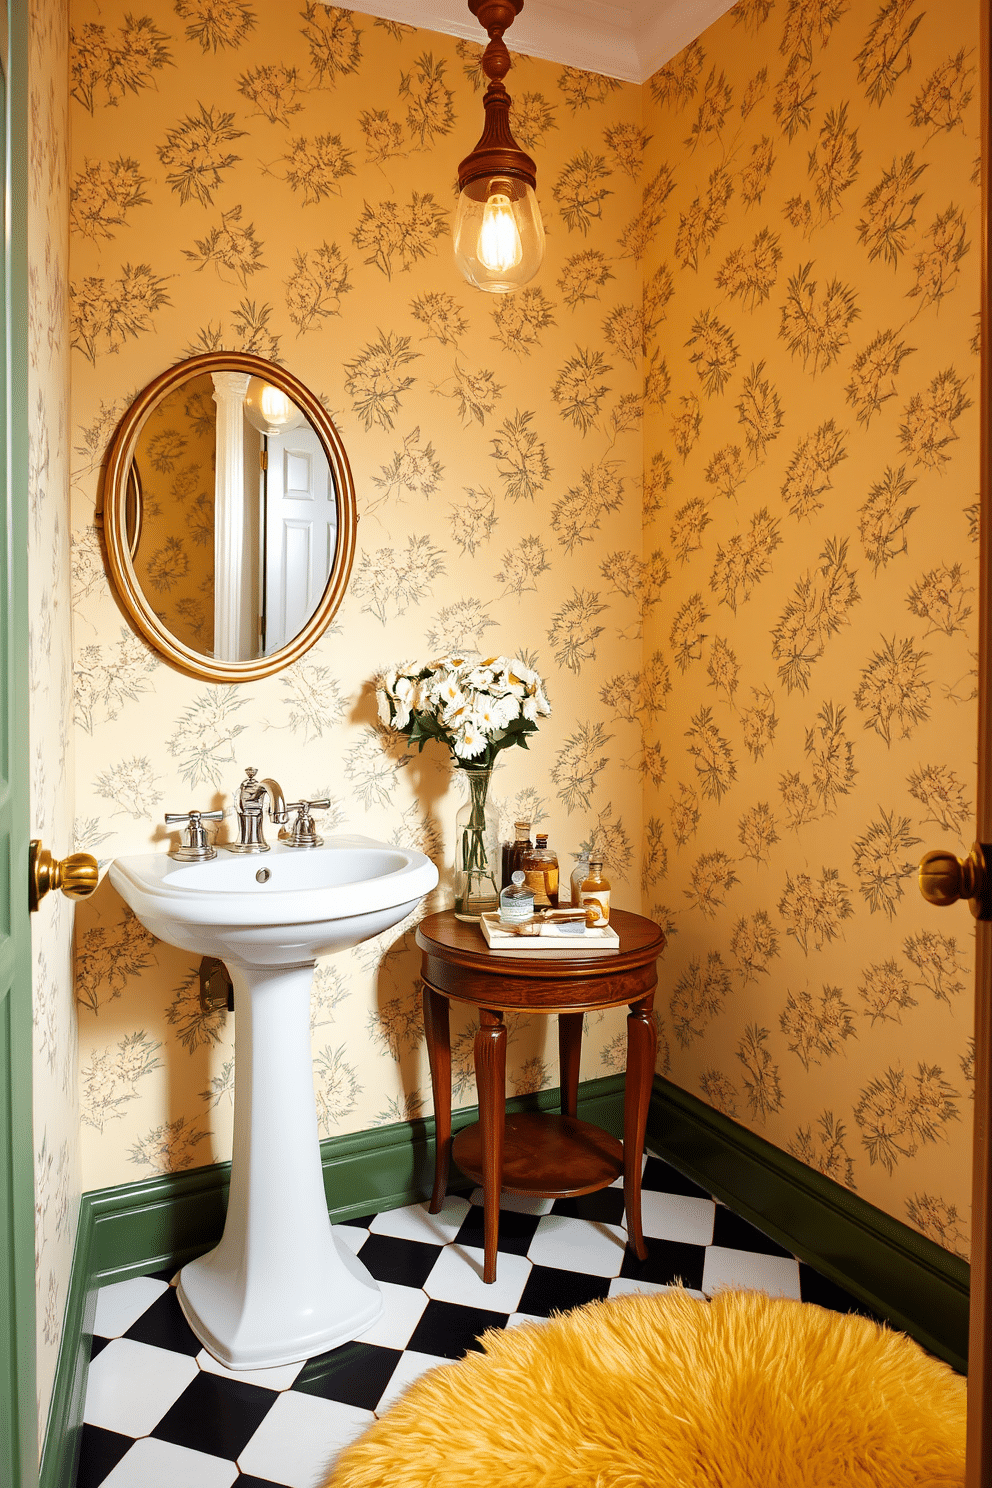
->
[[237, 767, 260, 804], [165, 809, 223, 862], [281, 800, 329, 850]]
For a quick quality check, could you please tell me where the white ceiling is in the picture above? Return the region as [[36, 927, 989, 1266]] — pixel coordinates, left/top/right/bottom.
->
[[350, 0, 738, 84]]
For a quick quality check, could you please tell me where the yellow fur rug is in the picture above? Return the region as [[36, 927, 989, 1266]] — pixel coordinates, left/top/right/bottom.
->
[[323, 1288, 965, 1488]]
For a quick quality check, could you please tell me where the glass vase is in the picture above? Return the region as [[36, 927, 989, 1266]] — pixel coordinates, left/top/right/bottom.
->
[[453, 767, 499, 922]]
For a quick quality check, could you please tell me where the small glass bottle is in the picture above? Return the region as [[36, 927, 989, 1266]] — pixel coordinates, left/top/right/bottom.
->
[[580, 859, 611, 926], [568, 852, 590, 909], [499, 870, 534, 924], [521, 833, 559, 909], [501, 820, 531, 890]]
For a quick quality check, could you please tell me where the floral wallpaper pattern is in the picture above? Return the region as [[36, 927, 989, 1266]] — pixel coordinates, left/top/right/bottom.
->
[[62, 0, 980, 1271], [28, 0, 77, 1437], [643, 0, 979, 1257], [68, 4, 646, 1193], [131, 371, 217, 652]]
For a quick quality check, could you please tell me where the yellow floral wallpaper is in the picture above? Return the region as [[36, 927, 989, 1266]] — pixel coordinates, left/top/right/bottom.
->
[[28, 0, 77, 1438], [62, 0, 980, 1283], [643, 0, 979, 1256], [68, 5, 647, 1192]]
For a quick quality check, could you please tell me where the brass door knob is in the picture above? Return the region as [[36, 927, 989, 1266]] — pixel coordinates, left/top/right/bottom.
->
[[919, 843, 990, 919], [29, 840, 99, 913]]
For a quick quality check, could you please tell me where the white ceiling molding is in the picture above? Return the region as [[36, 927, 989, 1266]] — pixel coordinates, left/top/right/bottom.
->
[[344, 0, 739, 84]]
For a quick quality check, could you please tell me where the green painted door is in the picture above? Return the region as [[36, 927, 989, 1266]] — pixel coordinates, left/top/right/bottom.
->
[[0, 2, 38, 1484]]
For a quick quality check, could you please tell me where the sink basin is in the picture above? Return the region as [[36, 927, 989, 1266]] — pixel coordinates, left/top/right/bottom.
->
[[109, 835, 439, 1370], [109, 834, 438, 966]]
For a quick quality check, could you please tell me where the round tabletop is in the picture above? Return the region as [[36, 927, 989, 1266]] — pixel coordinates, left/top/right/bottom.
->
[[416, 908, 666, 1012]]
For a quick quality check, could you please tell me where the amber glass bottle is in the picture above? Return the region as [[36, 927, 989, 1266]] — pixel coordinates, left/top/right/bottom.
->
[[521, 833, 559, 908], [500, 820, 531, 889], [580, 859, 611, 925]]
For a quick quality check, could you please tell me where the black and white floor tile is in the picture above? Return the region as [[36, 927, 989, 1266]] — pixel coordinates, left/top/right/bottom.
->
[[77, 1156, 881, 1488]]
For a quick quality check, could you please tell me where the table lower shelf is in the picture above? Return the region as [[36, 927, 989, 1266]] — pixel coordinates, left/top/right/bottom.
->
[[452, 1112, 624, 1198]]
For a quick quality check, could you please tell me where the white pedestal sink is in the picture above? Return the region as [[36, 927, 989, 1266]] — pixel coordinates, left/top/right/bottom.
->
[[109, 836, 438, 1369]]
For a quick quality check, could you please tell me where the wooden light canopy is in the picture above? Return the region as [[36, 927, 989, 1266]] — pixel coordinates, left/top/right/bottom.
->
[[452, 0, 546, 293]]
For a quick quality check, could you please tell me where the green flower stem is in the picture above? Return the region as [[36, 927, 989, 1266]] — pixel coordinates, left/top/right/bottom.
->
[[454, 766, 497, 918]]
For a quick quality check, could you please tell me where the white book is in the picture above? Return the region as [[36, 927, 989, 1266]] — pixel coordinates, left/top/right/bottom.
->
[[479, 913, 620, 954]]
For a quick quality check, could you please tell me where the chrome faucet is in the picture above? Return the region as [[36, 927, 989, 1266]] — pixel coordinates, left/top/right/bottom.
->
[[227, 767, 290, 854]]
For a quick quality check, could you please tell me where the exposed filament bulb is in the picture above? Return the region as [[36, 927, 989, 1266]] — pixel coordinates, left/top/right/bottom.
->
[[478, 179, 523, 273]]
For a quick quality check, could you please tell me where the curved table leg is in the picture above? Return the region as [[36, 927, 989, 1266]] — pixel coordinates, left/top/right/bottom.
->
[[558, 1012, 583, 1118], [475, 1009, 506, 1284], [624, 997, 656, 1261], [422, 984, 451, 1214]]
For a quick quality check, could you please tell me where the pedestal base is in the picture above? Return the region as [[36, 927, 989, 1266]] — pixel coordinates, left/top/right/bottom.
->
[[177, 1230, 382, 1370], [180, 958, 383, 1370]]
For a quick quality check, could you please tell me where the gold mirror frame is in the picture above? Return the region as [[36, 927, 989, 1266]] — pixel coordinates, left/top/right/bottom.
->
[[99, 352, 357, 684], [124, 462, 142, 558]]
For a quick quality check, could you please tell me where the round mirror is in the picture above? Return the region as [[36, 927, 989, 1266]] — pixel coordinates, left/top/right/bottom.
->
[[99, 353, 357, 683]]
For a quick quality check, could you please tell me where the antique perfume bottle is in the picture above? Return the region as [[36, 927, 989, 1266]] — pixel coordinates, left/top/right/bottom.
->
[[499, 870, 534, 923], [579, 859, 611, 925], [521, 833, 559, 909], [500, 820, 531, 889]]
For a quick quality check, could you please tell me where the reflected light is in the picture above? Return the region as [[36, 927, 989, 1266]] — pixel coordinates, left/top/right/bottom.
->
[[244, 378, 307, 436], [261, 386, 295, 423]]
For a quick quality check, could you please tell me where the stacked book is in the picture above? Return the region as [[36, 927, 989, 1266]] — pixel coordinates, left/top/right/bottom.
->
[[479, 913, 620, 954]]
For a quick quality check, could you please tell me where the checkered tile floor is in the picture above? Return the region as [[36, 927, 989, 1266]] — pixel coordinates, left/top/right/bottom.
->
[[77, 1156, 880, 1488]]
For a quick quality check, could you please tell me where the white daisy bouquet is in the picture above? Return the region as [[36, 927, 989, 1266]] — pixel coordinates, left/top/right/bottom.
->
[[378, 656, 551, 919], [376, 655, 552, 770]]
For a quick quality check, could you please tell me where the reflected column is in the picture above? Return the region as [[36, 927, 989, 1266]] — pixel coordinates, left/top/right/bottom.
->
[[212, 371, 252, 663]]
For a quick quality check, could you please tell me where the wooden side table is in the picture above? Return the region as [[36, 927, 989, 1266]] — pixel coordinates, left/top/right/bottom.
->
[[416, 908, 665, 1283]]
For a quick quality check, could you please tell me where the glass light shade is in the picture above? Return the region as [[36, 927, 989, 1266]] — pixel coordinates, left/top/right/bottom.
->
[[453, 175, 545, 294], [243, 377, 307, 436]]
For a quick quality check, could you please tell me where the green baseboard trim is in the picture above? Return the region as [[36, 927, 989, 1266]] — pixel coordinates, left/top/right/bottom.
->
[[38, 1211, 96, 1488], [647, 1075, 969, 1373], [86, 1074, 624, 1284], [41, 1074, 624, 1479]]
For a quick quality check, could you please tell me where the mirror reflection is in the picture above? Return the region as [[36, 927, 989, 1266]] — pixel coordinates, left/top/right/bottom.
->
[[129, 370, 339, 663]]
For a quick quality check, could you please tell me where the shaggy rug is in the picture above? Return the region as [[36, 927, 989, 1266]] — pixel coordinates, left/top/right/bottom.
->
[[323, 1288, 965, 1488]]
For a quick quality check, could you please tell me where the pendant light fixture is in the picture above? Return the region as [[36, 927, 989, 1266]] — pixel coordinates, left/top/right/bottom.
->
[[453, 0, 545, 294]]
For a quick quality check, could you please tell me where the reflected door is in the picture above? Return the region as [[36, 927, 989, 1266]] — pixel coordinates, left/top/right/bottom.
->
[[264, 426, 338, 655]]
